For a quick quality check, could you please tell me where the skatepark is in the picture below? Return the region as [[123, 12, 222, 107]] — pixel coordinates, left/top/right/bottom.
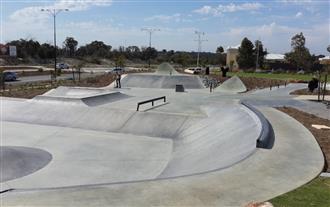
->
[[0, 63, 325, 206]]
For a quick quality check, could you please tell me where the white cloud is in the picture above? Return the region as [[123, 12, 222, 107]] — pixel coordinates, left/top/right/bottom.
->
[[279, 0, 312, 4], [193, 3, 263, 16], [223, 22, 329, 54], [295, 12, 303, 18], [9, 0, 112, 23], [144, 13, 182, 23]]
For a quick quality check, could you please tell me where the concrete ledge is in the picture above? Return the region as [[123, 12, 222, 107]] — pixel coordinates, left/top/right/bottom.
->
[[241, 101, 275, 149]]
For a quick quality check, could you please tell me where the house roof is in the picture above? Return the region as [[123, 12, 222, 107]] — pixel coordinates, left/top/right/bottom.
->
[[226, 45, 240, 50], [265, 54, 285, 60]]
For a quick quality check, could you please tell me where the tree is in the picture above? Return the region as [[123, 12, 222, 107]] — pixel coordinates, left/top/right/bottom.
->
[[76, 40, 111, 57], [285, 32, 312, 71], [172, 52, 192, 67], [237, 37, 255, 69], [63, 37, 78, 57], [114, 55, 126, 68], [216, 46, 226, 66], [254, 40, 267, 69], [125, 46, 141, 59], [216, 46, 224, 54], [141, 47, 158, 67]]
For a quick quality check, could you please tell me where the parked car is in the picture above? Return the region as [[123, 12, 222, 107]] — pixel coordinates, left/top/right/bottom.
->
[[56, 63, 70, 70], [106, 68, 125, 74], [3, 71, 18, 81]]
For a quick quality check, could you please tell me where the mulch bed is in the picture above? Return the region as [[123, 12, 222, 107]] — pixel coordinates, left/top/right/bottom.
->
[[0, 74, 116, 99], [290, 88, 330, 96], [277, 107, 330, 172], [207, 75, 287, 91]]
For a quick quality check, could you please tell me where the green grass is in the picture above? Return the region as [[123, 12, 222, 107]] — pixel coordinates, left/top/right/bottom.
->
[[270, 177, 330, 207]]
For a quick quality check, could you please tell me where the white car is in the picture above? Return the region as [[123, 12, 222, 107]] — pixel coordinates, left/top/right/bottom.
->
[[56, 63, 69, 70], [105, 68, 125, 74]]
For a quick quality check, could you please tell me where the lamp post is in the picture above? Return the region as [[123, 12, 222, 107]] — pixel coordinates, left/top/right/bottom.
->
[[41, 8, 69, 80], [141, 28, 160, 68]]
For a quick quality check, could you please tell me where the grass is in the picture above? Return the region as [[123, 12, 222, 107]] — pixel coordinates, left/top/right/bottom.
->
[[270, 177, 330, 207]]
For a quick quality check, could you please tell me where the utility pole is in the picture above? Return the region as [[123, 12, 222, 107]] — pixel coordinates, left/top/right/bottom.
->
[[194, 31, 207, 68], [41, 8, 69, 81], [141, 28, 160, 68], [256, 39, 260, 70]]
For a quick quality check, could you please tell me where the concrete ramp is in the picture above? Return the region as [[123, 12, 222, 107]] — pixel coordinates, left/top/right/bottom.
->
[[33, 87, 131, 106], [121, 74, 204, 89], [155, 62, 179, 75], [215, 76, 247, 93]]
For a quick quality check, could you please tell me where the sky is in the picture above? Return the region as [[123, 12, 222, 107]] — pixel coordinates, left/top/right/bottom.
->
[[1, 0, 329, 54]]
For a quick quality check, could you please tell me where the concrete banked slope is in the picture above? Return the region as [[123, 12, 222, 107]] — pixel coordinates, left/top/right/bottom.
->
[[121, 62, 204, 89], [215, 75, 247, 93], [1, 84, 262, 189]]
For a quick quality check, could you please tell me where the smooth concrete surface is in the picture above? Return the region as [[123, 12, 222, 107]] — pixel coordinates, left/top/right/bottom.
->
[[1, 97, 261, 189], [215, 75, 247, 93], [1, 108, 324, 206], [0, 71, 326, 206]]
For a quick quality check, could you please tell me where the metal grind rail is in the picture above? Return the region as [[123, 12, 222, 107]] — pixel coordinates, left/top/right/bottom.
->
[[137, 96, 166, 111]]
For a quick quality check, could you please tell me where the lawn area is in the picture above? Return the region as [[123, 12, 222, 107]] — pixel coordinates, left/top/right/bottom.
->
[[270, 177, 330, 207]]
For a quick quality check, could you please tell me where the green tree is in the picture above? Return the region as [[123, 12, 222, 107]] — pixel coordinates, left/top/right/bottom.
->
[[114, 55, 126, 68], [285, 32, 312, 71], [173, 52, 192, 67], [254, 40, 267, 69], [216, 46, 226, 66], [63, 37, 78, 57], [237, 37, 255, 69], [216, 46, 224, 54]]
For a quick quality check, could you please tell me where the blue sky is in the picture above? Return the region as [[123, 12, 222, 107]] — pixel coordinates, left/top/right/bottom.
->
[[1, 0, 329, 54]]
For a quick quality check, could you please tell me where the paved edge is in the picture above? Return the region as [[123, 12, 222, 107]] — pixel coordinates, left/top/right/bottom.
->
[[0, 107, 324, 206]]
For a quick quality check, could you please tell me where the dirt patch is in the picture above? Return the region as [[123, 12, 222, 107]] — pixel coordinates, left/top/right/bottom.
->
[[290, 88, 330, 96], [0, 70, 153, 99], [277, 107, 330, 172], [0, 74, 116, 99], [207, 75, 287, 91]]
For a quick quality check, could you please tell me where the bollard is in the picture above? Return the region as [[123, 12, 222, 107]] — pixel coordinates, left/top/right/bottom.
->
[[270, 85, 272, 90]]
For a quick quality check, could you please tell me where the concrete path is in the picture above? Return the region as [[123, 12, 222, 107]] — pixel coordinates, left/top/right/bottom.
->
[[1, 108, 323, 206]]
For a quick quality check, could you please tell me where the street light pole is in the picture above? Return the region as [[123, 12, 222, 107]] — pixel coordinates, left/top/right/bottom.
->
[[141, 28, 160, 68], [194, 31, 207, 68], [41, 8, 69, 81]]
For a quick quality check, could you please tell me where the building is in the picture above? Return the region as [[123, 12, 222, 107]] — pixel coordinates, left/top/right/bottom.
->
[[264, 53, 291, 71], [226, 45, 240, 70]]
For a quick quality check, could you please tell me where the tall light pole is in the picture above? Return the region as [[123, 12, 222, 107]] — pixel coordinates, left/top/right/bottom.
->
[[255, 39, 260, 70], [194, 31, 207, 68], [41, 8, 69, 80], [141, 28, 160, 68]]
